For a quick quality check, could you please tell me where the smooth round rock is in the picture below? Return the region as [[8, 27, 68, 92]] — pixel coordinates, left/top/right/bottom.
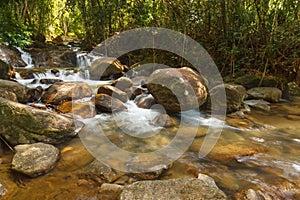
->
[[12, 143, 60, 177]]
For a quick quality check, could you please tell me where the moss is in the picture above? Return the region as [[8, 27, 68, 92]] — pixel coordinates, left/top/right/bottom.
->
[[0, 98, 75, 145]]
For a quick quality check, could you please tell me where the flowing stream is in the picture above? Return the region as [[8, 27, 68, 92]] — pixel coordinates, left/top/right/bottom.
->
[[1, 48, 299, 199]]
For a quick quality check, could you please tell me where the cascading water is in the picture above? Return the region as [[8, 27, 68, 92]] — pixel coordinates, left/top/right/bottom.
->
[[15, 46, 34, 68]]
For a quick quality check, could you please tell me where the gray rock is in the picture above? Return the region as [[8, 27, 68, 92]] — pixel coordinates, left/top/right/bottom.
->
[[288, 82, 300, 97], [100, 183, 124, 194], [12, 143, 60, 177], [119, 177, 227, 200], [247, 87, 282, 103], [244, 100, 271, 111], [0, 98, 76, 145], [0, 181, 7, 197], [112, 77, 133, 91], [210, 84, 247, 113], [0, 79, 30, 103], [41, 82, 92, 105], [147, 67, 207, 112]]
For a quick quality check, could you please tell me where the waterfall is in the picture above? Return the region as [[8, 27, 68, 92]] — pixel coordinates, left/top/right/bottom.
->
[[15, 46, 34, 68]]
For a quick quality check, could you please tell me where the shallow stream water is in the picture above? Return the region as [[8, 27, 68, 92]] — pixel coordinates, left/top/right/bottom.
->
[[1, 96, 299, 199]]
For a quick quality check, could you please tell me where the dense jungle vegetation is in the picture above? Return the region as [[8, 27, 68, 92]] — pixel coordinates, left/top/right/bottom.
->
[[0, 0, 299, 80]]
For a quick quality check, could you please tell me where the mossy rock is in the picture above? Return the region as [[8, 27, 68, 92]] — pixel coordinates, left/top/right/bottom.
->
[[0, 80, 30, 103], [0, 60, 14, 80], [234, 74, 289, 99], [0, 98, 76, 145]]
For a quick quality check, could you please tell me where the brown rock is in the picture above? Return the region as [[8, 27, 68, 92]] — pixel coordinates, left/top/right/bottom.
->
[[210, 84, 247, 113], [95, 94, 127, 113], [151, 114, 177, 128], [0, 79, 30, 103], [56, 101, 96, 119], [0, 60, 14, 80], [136, 95, 156, 109], [0, 44, 26, 67], [147, 67, 207, 112], [89, 57, 126, 80], [207, 142, 266, 163], [42, 82, 92, 105], [126, 86, 147, 100], [97, 85, 128, 102]]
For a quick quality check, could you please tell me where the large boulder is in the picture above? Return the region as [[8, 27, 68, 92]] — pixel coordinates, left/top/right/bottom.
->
[[0, 44, 26, 67], [120, 177, 227, 200], [11, 143, 60, 177], [147, 67, 207, 112], [41, 82, 92, 105], [0, 98, 76, 145], [0, 60, 14, 80], [97, 85, 128, 102], [0, 79, 30, 103], [209, 84, 247, 113], [95, 94, 127, 113], [89, 57, 127, 80], [247, 87, 282, 103]]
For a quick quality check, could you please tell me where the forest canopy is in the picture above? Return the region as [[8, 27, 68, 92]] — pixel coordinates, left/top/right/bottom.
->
[[0, 0, 299, 79]]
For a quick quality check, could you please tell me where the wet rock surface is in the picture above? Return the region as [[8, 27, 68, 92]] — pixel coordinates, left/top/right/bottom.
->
[[120, 177, 227, 200], [42, 82, 92, 105], [95, 94, 127, 113], [82, 160, 124, 183], [89, 57, 127, 80], [97, 85, 128, 102], [0, 98, 76, 145], [0, 44, 26, 67], [56, 101, 96, 118], [12, 143, 60, 177], [135, 94, 156, 109], [147, 67, 207, 112]]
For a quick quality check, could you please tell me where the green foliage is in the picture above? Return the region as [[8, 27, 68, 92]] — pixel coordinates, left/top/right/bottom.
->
[[1, 0, 299, 81]]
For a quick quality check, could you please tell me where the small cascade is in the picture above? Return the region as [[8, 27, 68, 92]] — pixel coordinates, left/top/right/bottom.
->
[[76, 52, 100, 68], [15, 69, 111, 89], [15, 46, 34, 68]]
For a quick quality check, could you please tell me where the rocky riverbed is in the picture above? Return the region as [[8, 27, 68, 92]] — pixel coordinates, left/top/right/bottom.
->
[[0, 43, 300, 199]]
